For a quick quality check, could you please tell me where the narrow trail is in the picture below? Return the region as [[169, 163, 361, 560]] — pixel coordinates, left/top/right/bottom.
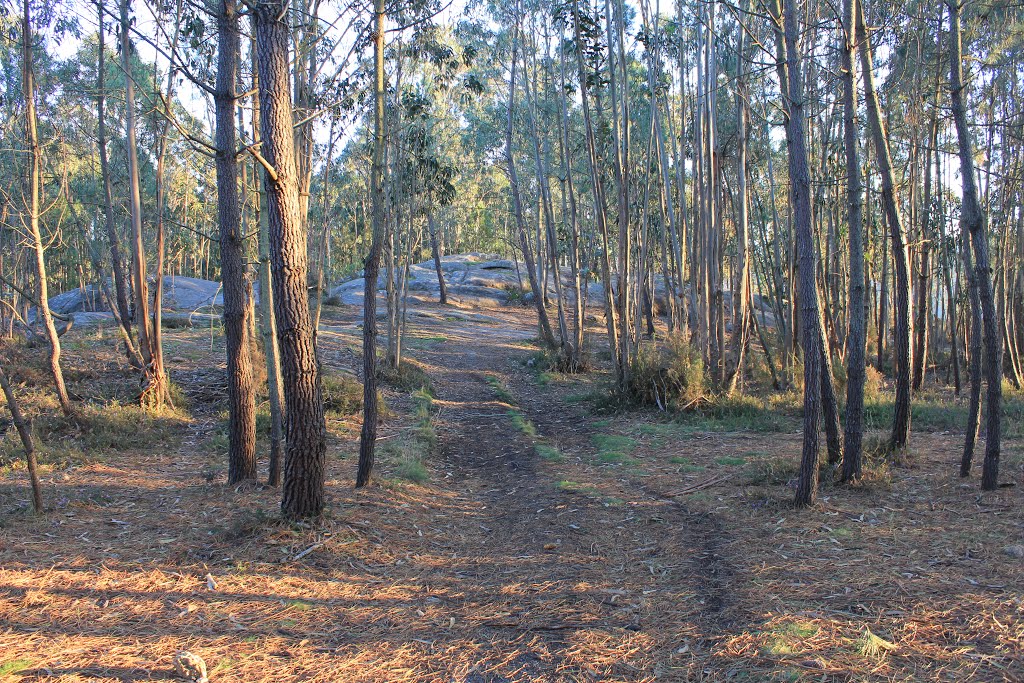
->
[[405, 306, 741, 680]]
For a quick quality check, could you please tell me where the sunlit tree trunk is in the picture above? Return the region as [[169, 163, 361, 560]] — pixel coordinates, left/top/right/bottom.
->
[[728, 2, 752, 395], [121, 0, 169, 408], [22, 0, 72, 416], [255, 0, 327, 515], [356, 0, 387, 488], [95, 0, 134, 347], [0, 364, 43, 512], [251, 21, 285, 487], [216, 0, 257, 484], [505, 20, 556, 349]]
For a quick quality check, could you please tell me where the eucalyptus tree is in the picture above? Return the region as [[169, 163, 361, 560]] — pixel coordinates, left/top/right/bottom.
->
[[121, 0, 172, 408], [20, 0, 72, 416], [356, 0, 387, 488], [773, 0, 831, 507], [95, 0, 135, 352], [505, 10, 557, 350]]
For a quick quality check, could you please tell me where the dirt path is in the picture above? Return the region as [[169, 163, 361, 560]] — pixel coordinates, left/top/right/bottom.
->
[[400, 306, 740, 680]]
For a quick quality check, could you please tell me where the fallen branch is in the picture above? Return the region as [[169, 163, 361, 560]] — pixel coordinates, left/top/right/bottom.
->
[[665, 473, 730, 498]]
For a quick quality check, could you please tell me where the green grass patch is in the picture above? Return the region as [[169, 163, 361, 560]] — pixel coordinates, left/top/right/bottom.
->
[[592, 433, 636, 453], [406, 334, 448, 349], [861, 391, 1024, 437], [535, 444, 563, 462], [715, 455, 748, 467], [0, 660, 33, 676], [669, 455, 705, 472], [395, 457, 429, 483], [742, 455, 798, 486], [597, 451, 636, 464], [508, 411, 538, 438], [380, 385, 437, 485], [590, 433, 637, 466], [485, 375, 515, 404], [557, 480, 598, 495], [762, 620, 820, 656]]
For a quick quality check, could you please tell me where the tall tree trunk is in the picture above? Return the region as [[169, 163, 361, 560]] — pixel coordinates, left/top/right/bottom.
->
[[557, 45, 585, 360], [217, 0, 257, 484], [840, 0, 866, 482], [571, 0, 620, 376], [949, 0, 1001, 489], [523, 46, 571, 360], [121, 0, 169, 408], [859, 1, 912, 452], [251, 19, 285, 487], [776, 0, 828, 507], [427, 209, 448, 305], [312, 117, 337, 333], [728, 3, 752, 395], [22, 0, 72, 417], [255, 0, 327, 516], [356, 0, 386, 488], [96, 0, 134, 344], [912, 103, 939, 392], [605, 0, 632, 389]]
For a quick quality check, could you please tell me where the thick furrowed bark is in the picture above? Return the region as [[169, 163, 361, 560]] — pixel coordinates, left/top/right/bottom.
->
[[255, 0, 327, 515]]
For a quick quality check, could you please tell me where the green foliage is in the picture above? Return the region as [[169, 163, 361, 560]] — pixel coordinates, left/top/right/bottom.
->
[[622, 335, 707, 410], [535, 444, 563, 462], [557, 480, 597, 495], [380, 384, 437, 485], [395, 457, 430, 483], [742, 455, 798, 486], [591, 433, 637, 465], [321, 372, 364, 416], [381, 359, 433, 394]]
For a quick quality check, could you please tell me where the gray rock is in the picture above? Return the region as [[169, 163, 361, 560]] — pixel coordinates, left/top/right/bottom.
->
[[1003, 544, 1024, 559], [161, 275, 224, 310]]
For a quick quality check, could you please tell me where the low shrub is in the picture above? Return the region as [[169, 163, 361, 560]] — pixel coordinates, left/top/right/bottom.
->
[[322, 371, 363, 416], [622, 334, 706, 410]]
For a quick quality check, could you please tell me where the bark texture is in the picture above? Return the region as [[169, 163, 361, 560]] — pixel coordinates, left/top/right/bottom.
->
[[216, 0, 257, 484], [949, 0, 1001, 488], [255, 0, 327, 516]]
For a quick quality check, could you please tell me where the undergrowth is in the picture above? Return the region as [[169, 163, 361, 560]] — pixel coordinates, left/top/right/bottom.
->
[[382, 383, 436, 484]]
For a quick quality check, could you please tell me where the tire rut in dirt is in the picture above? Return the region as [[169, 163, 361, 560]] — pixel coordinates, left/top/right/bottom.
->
[[517, 383, 743, 633]]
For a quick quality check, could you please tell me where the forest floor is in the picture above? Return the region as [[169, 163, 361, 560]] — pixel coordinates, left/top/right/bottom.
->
[[0, 301, 1022, 682]]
